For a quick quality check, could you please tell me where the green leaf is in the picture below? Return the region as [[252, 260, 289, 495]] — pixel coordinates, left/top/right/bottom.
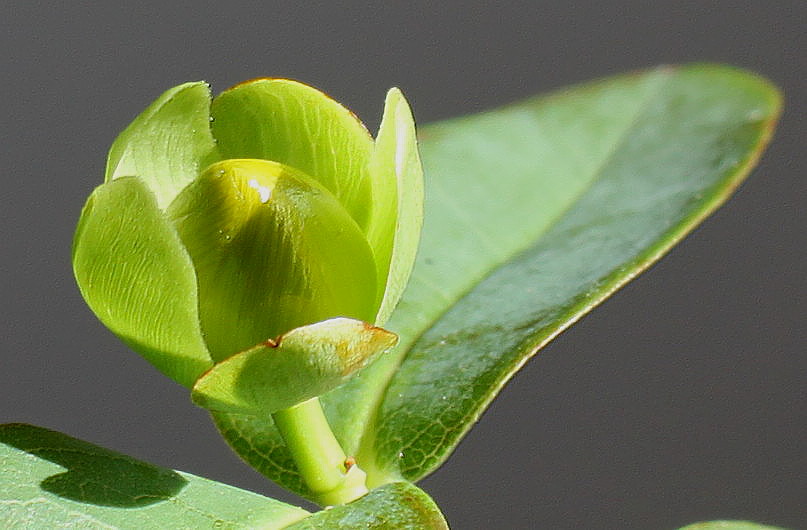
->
[[105, 82, 219, 209], [369, 88, 425, 325], [210, 78, 375, 231], [678, 522, 787, 530], [193, 318, 397, 415], [1, 424, 449, 529], [363, 64, 781, 482], [211, 65, 781, 495], [0, 423, 309, 529], [284, 482, 447, 529], [72, 177, 212, 388], [168, 159, 378, 362]]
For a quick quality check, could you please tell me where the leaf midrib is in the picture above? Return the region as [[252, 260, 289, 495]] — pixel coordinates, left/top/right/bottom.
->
[[354, 67, 676, 480]]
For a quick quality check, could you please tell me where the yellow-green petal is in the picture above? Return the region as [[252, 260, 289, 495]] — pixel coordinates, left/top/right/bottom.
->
[[105, 82, 220, 209], [72, 177, 213, 387], [368, 88, 424, 325], [192, 318, 397, 415], [210, 79, 375, 231], [168, 159, 378, 362]]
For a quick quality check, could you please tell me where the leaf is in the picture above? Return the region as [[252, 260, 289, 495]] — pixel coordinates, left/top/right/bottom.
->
[[105, 82, 220, 209], [678, 522, 787, 530], [193, 318, 397, 415], [1, 424, 448, 529], [369, 88, 426, 325], [72, 177, 212, 388], [210, 78, 375, 231], [0, 423, 309, 529], [211, 65, 781, 495], [168, 159, 378, 362], [284, 482, 447, 529]]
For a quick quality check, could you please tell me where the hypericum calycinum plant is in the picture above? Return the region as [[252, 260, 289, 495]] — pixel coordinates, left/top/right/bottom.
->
[[1, 65, 784, 528], [73, 79, 423, 506]]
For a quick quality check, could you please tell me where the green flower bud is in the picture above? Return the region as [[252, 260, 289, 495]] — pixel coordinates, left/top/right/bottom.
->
[[73, 79, 423, 412]]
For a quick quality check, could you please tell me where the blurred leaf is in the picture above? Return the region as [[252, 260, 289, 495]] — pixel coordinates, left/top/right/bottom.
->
[[212, 65, 781, 494], [0, 424, 308, 529], [105, 82, 219, 209], [284, 482, 446, 529], [193, 318, 397, 415], [73, 177, 212, 387]]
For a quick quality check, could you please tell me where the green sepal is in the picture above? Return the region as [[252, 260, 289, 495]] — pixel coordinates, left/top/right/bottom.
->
[[210, 78, 375, 231], [368, 88, 424, 325], [192, 318, 397, 415], [105, 82, 220, 209], [168, 159, 379, 362], [72, 177, 212, 387]]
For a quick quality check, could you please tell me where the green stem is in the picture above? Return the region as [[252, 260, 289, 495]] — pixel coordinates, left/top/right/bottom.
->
[[271, 397, 368, 506]]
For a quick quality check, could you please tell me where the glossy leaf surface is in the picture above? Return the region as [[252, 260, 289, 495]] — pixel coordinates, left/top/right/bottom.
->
[[365, 64, 781, 482], [212, 64, 780, 496], [0, 424, 308, 529], [285, 482, 447, 529], [193, 318, 397, 415], [73, 177, 212, 387]]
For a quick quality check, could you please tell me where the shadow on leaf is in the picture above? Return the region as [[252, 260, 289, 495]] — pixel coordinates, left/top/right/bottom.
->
[[0, 423, 187, 507]]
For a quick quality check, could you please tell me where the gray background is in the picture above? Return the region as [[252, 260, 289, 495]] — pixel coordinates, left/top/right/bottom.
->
[[1, 2, 804, 528]]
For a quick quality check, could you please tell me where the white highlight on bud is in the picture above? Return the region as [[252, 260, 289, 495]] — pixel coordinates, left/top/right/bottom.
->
[[247, 178, 272, 203]]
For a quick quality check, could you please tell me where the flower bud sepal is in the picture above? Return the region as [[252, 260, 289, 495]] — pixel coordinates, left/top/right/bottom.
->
[[191, 318, 397, 416]]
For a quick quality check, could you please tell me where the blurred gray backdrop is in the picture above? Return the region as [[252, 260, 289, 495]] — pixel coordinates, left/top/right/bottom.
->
[[1, 2, 804, 528]]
